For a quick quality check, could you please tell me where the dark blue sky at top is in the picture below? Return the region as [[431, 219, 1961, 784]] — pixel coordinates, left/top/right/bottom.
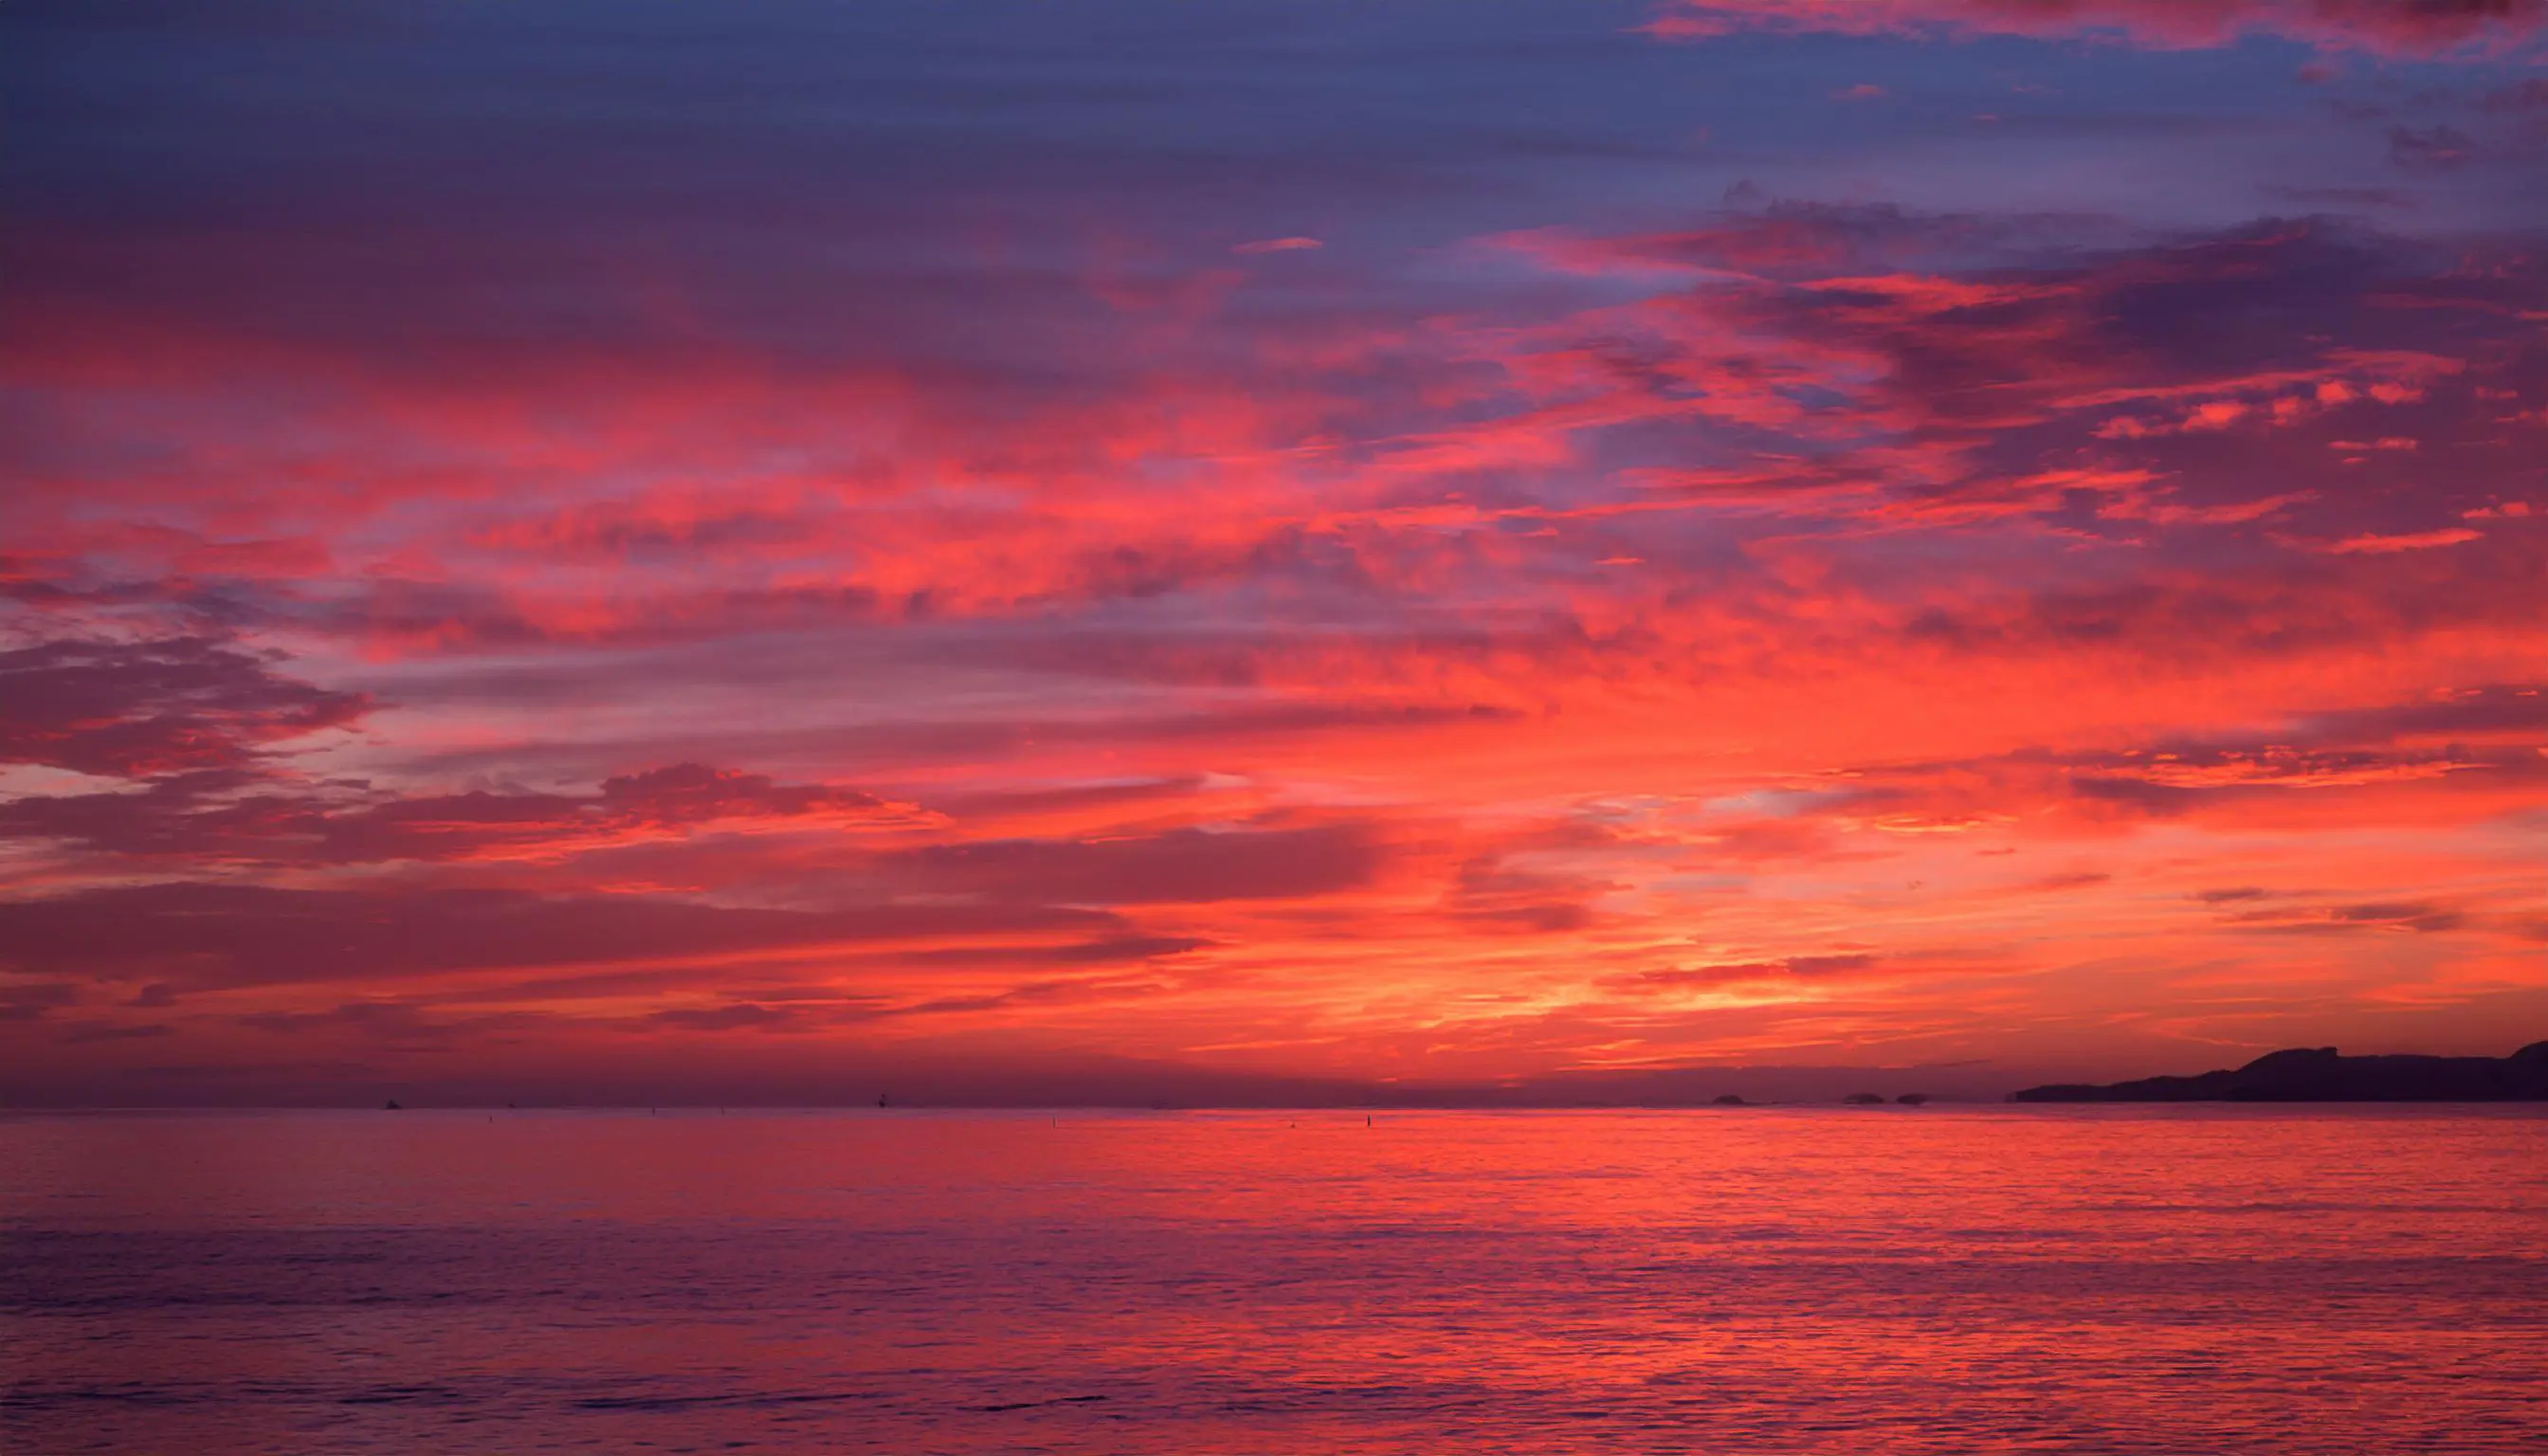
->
[[6, 0, 2532, 466], [7, 0, 2533, 554], [14, 0, 2535, 262]]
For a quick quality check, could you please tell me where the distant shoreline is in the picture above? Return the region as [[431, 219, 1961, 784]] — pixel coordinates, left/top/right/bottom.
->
[[2011, 1043, 2548, 1102]]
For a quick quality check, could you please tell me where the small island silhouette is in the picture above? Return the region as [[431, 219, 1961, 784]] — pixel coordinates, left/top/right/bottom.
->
[[2012, 1042, 2548, 1102]]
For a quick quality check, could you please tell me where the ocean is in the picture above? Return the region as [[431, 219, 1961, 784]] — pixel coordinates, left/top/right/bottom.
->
[[4, 1106, 2543, 1454]]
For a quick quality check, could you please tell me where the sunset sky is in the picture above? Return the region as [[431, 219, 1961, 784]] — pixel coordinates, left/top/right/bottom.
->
[[4, 0, 2544, 1103]]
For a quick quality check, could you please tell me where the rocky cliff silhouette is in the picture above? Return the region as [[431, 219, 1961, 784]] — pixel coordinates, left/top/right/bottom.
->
[[2012, 1042, 2548, 1101]]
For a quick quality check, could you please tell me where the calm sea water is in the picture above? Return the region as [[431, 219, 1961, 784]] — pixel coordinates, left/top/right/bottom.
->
[[3, 1106, 2543, 1454]]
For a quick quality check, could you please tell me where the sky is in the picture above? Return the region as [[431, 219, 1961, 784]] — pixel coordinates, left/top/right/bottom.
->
[[3, 0, 2544, 1104]]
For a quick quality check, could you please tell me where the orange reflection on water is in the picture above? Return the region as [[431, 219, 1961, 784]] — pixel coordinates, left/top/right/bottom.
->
[[3, 1106, 2543, 1454]]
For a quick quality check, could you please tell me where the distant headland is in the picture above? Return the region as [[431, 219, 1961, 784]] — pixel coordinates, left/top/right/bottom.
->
[[2012, 1043, 2548, 1102]]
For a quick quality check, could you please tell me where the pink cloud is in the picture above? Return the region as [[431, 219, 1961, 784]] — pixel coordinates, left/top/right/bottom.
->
[[1642, 1, 2548, 56]]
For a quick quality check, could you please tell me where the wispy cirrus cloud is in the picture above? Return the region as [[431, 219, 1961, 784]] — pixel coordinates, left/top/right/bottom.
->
[[1643, 1, 2548, 56]]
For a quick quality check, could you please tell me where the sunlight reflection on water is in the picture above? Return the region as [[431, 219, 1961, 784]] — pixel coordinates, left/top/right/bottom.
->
[[4, 1106, 2544, 1453]]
